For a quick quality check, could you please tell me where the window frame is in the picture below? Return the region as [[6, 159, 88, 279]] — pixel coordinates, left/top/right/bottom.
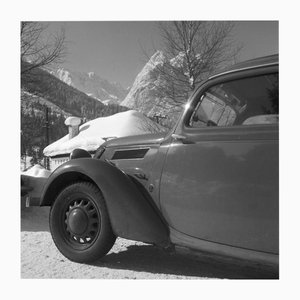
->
[[174, 64, 279, 142], [187, 66, 278, 129]]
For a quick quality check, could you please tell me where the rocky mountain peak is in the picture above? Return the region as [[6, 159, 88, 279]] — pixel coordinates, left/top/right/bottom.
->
[[121, 51, 181, 128]]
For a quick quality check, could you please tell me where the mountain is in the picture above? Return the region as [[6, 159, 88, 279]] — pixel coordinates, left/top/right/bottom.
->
[[51, 68, 128, 105], [121, 51, 183, 129], [21, 63, 128, 119]]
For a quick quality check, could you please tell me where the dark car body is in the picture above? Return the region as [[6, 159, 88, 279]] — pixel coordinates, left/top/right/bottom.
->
[[36, 55, 279, 268]]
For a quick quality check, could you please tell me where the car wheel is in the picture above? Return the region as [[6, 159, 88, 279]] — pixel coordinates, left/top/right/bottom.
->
[[49, 181, 116, 263]]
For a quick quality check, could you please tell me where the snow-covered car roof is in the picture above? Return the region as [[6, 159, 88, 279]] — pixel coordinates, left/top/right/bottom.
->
[[43, 110, 165, 157]]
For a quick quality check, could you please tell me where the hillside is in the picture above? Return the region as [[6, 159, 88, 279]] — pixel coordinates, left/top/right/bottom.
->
[[21, 90, 69, 160]]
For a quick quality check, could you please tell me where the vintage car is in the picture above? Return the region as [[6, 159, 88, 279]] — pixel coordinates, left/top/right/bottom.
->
[[31, 54, 279, 268]]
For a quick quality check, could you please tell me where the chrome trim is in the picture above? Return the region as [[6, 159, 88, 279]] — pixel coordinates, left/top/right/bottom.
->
[[170, 228, 278, 267], [209, 62, 278, 80]]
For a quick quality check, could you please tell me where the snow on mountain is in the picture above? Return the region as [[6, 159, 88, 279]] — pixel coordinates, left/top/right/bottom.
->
[[43, 110, 165, 157], [170, 51, 186, 68], [120, 51, 182, 128], [101, 99, 120, 106], [55, 69, 72, 85], [51, 68, 128, 104]]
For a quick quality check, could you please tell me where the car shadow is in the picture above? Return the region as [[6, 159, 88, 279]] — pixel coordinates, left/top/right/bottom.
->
[[91, 244, 278, 279]]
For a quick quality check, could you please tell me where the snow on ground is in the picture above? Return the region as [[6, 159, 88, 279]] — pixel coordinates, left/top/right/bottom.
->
[[21, 165, 51, 204], [21, 164, 51, 178], [44, 110, 165, 157]]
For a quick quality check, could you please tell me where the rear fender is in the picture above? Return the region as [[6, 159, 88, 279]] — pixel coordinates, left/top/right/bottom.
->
[[41, 158, 170, 247]]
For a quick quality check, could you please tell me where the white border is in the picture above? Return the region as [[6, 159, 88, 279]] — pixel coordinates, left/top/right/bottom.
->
[[1, 0, 298, 299]]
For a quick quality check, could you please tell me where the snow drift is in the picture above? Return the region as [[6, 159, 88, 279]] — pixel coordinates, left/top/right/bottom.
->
[[21, 165, 51, 204], [22, 164, 51, 178]]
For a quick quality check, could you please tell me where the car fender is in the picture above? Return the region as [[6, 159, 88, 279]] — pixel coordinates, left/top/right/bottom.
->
[[41, 158, 170, 247]]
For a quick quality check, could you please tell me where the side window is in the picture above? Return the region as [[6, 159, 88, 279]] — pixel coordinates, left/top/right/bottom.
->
[[189, 73, 279, 127]]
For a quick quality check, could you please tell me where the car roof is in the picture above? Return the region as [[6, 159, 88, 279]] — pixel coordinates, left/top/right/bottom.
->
[[209, 54, 279, 79]]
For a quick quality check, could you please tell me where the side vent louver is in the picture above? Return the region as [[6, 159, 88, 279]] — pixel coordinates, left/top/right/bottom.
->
[[111, 148, 149, 160]]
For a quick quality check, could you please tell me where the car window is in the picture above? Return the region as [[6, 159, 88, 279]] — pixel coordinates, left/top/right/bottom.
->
[[189, 73, 279, 127]]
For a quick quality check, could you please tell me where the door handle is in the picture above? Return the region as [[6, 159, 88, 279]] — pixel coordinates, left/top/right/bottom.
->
[[171, 134, 194, 144], [134, 172, 148, 181]]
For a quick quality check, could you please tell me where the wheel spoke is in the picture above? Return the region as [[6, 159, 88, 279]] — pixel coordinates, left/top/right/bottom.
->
[[87, 209, 97, 218]]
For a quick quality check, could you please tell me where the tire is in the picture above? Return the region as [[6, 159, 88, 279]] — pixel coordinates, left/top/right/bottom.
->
[[49, 181, 116, 263]]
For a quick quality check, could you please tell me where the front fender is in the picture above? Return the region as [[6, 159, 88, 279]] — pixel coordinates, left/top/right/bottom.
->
[[41, 158, 170, 247]]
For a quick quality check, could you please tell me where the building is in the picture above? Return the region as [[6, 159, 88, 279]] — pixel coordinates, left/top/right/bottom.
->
[[43, 110, 165, 171]]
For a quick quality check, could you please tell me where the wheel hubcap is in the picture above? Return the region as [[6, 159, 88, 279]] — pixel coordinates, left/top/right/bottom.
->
[[68, 208, 88, 235], [64, 198, 100, 245]]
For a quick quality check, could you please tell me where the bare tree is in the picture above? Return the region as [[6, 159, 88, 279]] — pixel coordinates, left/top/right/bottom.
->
[[151, 21, 241, 107], [21, 22, 66, 78]]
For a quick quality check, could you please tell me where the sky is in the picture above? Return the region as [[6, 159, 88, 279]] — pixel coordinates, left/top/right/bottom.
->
[[47, 21, 278, 89]]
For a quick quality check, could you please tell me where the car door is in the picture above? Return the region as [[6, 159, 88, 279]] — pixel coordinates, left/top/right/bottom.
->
[[159, 67, 279, 254]]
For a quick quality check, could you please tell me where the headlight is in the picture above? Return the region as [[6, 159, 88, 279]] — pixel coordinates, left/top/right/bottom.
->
[[69, 148, 91, 160]]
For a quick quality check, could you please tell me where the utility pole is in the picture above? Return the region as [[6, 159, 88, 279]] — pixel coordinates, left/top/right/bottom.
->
[[44, 107, 50, 170]]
